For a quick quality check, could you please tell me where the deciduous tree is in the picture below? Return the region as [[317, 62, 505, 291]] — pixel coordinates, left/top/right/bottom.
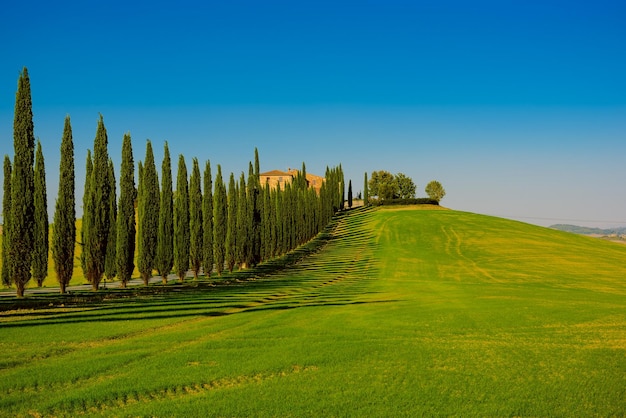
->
[[396, 173, 416, 199], [425, 180, 446, 202]]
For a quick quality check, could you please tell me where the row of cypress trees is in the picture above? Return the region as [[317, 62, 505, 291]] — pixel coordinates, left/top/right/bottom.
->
[[1, 67, 346, 297]]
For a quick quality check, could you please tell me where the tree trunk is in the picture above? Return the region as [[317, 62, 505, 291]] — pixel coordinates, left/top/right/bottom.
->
[[119, 281, 127, 289], [162, 276, 168, 285], [91, 282, 99, 291], [16, 282, 25, 298], [36, 278, 44, 287], [142, 272, 150, 286], [59, 282, 66, 294]]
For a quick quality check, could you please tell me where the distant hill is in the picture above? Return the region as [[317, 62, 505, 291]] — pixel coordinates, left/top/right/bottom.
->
[[550, 224, 626, 236]]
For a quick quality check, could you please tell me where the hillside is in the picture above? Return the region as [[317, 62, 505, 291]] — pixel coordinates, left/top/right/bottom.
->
[[0, 206, 625, 416], [550, 223, 626, 236]]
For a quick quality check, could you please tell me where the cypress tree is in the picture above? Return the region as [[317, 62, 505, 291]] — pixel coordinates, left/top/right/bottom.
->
[[363, 172, 369, 206], [189, 158, 203, 279], [104, 159, 117, 283], [174, 155, 189, 281], [52, 117, 75, 294], [347, 179, 353, 209], [225, 173, 237, 273], [80, 150, 92, 279], [138, 141, 159, 286], [115, 133, 135, 288], [202, 161, 213, 277], [156, 142, 174, 283], [261, 182, 272, 261], [213, 165, 226, 276], [275, 188, 284, 256], [83, 115, 111, 291], [2, 156, 12, 287], [236, 172, 248, 268], [10, 67, 36, 297], [32, 140, 48, 287], [251, 149, 261, 265]]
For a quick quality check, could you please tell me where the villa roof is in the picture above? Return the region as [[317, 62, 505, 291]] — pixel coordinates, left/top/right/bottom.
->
[[260, 170, 292, 177]]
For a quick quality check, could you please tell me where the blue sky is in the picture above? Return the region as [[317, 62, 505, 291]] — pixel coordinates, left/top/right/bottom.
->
[[1, 0, 625, 227]]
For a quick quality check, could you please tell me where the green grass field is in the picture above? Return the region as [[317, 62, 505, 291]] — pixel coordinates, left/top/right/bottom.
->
[[1, 206, 625, 416]]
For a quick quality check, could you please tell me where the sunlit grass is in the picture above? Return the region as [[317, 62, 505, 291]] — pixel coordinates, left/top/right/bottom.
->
[[0, 206, 625, 416]]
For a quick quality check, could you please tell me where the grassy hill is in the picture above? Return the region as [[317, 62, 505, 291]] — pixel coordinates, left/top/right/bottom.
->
[[0, 206, 625, 416]]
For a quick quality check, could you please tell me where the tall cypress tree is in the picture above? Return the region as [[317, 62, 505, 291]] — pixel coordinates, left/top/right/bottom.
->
[[202, 161, 213, 277], [138, 141, 159, 286], [236, 172, 248, 268], [261, 182, 272, 261], [251, 150, 262, 265], [10, 67, 35, 297], [2, 156, 12, 287], [104, 159, 117, 283], [363, 172, 369, 206], [347, 179, 353, 209], [156, 142, 174, 283], [83, 115, 111, 291], [174, 155, 189, 281], [52, 117, 75, 294], [80, 150, 92, 279], [189, 158, 203, 279], [115, 133, 135, 288], [225, 173, 237, 273], [32, 140, 48, 287], [213, 165, 226, 276]]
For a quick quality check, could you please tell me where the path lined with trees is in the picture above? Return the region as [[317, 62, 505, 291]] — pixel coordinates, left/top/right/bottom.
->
[[1, 67, 347, 297]]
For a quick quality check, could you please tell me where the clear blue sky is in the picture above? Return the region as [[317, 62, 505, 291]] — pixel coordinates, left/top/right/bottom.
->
[[1, 0, 625, 227]]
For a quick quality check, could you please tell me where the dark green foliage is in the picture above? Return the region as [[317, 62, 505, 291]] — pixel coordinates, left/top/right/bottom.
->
[[261, 182, 272, 261], [104, 159, 117, 282], [52, 117, 75, 294], [32, 140, 48, 287], [236, 172, 248, 268], [249, 154, 261, 266], [189, 158, 203, 279], [347, 179, 353, 209], [363, 172, 369, 205], [225, 173, 237, 272], [156, 142, 174, 282], [213, 165, 226, 276], [2, 156, 12, 287], [374, 198, 439, 206], [396, 173, 416, 199], [138, 141, 160, 285], [80, 150, 93, 279], [368, 170, 397, 201], [10, 67, 35, 297], [115, 133, 135, 288], [83, 115, 112, 291], [202, 161, 213, 277], [174, 155, 189, 281]]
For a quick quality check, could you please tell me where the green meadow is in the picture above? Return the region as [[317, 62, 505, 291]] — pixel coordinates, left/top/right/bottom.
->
[[1, 206, 625, 416]]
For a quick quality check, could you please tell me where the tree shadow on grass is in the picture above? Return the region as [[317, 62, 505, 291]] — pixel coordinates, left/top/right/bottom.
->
[[0, 207, 383, 328]]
